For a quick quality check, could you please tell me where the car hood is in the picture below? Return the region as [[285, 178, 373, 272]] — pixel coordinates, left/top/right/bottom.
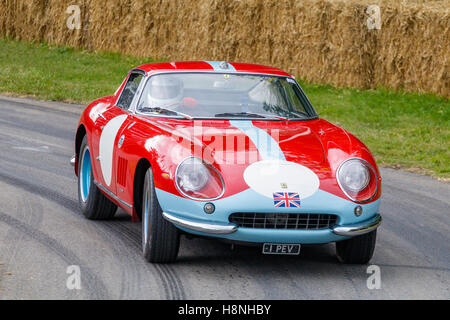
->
[[139, 116, 378, 201], [143, 118, 327, 166]]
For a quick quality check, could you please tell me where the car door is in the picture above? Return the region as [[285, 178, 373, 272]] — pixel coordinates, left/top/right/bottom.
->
[[91, 71, 145, 199], [111, 71, 146, 207]]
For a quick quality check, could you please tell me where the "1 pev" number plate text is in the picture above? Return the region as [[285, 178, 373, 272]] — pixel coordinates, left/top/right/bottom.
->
[[262, 243, 301, 255]]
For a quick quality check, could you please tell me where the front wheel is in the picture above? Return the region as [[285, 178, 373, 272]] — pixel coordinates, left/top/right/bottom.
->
[[335, 230, 377, 264], [142, 167, 180, 263], [78, 135, 117, 220]]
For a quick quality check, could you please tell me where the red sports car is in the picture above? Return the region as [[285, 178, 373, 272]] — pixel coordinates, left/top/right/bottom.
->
[[72, 61, 382, 264]]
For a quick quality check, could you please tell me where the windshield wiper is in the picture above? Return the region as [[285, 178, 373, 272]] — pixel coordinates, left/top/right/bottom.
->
[[285, 111, 311, 120], [263, 104, 312, 121], [139, 107, 192, 119], [214, 112, 283, 120]]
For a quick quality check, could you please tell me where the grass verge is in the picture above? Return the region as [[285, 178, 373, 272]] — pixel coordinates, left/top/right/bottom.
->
[[0, 38, 159, 103], [0, 38, 448, 179]]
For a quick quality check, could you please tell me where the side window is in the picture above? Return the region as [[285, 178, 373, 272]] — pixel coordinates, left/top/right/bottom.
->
[[282, 80, 308, 114], [116, 73, 144, 110]]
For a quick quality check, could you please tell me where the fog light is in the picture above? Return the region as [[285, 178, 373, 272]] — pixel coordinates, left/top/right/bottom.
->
[[354, 206, 363, 217], [204, 203, 215, 214]]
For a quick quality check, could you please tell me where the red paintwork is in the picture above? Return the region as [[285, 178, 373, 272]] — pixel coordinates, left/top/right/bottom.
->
[[135, 61, 293, 78], [74, 61, 382, 222]]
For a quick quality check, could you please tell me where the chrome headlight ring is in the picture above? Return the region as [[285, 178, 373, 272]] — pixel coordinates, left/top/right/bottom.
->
[[175, 156, 225, 201], [337, 158, 379, 203]]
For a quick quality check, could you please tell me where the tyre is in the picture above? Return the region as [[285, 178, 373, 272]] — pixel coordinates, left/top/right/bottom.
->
[[78, 135, 117, 219], [335, 230, 377, 264], [142, 167, 180, 263]]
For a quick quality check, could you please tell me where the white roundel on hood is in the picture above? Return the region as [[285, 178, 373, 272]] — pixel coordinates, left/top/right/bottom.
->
[[243, 160, 320, 199]]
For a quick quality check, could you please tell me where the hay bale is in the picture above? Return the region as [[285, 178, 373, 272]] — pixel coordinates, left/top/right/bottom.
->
[[0, 0, 448, 97]]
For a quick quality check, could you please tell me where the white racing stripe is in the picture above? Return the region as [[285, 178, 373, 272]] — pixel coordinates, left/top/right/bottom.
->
[[204, 61, 237, 72], [229, 120, 285, 161], [230, 120, 320, 200]]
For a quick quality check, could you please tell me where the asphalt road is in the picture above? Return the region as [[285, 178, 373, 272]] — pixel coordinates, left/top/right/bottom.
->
[[0, 95, 448, 300]]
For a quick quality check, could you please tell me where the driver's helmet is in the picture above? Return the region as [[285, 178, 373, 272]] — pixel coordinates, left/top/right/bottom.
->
[[146, 75, 183, 108]]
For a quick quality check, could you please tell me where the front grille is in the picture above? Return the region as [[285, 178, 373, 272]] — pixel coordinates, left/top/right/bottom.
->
[[229, 212, 338, 230]]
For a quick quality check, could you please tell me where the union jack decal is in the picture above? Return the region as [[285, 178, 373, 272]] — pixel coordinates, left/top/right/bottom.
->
[[273, 192, 301, 208]]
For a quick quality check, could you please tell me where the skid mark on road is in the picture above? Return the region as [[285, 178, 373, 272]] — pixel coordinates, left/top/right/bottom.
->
[[3, 198, 43, 268], [0, 169, 187, 300], [91, 219, 154, 300], [102, 220, 186, 300], [0, 211, 110, 299], [0, 171, 79, 213]]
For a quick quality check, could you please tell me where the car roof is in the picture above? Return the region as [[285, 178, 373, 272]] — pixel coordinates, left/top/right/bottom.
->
[[134, 61, 293, 77]]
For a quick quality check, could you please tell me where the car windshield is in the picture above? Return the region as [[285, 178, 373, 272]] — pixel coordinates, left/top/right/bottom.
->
[[136, 73, 317, 120]]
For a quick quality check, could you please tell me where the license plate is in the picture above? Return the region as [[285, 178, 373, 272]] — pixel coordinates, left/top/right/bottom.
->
[[262, 243, 301, 255]]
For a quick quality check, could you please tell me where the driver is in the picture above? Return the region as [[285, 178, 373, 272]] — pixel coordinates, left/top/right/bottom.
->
[[146, 75, 184, 109]]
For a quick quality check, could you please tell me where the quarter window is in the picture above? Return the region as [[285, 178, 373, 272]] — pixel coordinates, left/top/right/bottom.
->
[[116, 73, 144, 110]]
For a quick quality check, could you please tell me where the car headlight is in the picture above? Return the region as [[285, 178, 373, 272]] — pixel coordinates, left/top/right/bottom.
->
[[337, 158, 378, 203], [175, 157, 224, 200]]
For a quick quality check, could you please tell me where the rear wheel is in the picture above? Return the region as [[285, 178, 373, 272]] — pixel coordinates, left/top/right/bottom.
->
[[78, 135, 117, 220], [335, 230, 377, 264], [142, 167, 180, 263]]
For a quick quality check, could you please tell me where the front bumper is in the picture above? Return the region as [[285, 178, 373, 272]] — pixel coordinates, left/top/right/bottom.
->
[[332, 213, 382, 236], [162, 211, 237, 234], [162, 211, 382, 242], [156, 187, 382, 244]]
